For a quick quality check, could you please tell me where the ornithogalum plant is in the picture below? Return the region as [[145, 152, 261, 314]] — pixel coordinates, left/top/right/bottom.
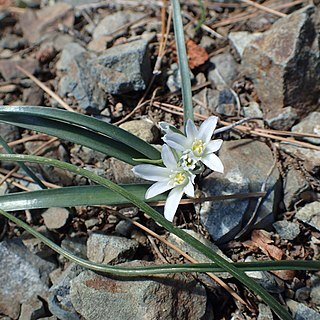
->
[[0, 1, 318, 320]]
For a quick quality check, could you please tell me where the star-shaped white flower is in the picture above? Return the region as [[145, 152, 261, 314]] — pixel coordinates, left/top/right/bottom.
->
[[163, 116, 224, 173], [132, 144, 195, 221]]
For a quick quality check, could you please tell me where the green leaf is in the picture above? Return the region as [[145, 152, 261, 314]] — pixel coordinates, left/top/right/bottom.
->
[[0, 185, 166, 211], [0, 153, 293, 320], [0, 113, 146, 165], [0, 106, 161, 161], [1, 209, 320, 276]]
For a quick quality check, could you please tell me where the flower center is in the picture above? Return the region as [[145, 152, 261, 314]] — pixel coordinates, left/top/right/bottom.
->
[[180, 153, 197, 170], [192, 139, 204, 157], [173, 171, 187, 185]]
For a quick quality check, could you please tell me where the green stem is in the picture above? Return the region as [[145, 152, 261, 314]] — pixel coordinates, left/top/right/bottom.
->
[[171, 0, 194, 129], [0, 153, 293, 320]]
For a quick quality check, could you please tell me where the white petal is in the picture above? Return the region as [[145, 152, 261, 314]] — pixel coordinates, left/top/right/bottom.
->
[[183, 180, 194, 197], [164, 187, 184, 221], [132, 164, 169, 181], [204, 139, 223, 154], [198, 116, 218, 143], [145, 180, 172, 199], [161, 144, 177, 169], [163, 133, 189, 151], [185, 119, 198, 140], [201, 153, 224, 173]]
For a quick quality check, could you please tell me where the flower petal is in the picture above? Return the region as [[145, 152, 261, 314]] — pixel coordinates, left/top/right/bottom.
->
[[185, 119, 198, 141], [163, 133, 189, 151], [183, 179, 194, 197], [161, 144, 177, 169], [204, 139, 223, 154], [132, 164, 169, 181], [201, 153, 224, 173], [198, 116, 218, 143], [164, 186, 184, 221], [145, 180, 172, 199]]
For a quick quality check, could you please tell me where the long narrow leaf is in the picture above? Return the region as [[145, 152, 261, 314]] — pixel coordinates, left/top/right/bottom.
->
[[0, 153, 293, 320], [1, 209, 319, 276], [0, 114, 145, 165], [0, 185, 166, 211], [0, 106, 161, 160]]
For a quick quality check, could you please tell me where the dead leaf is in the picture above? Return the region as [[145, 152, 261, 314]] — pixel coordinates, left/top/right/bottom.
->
[[187, 40, 208, 69], [251, 230, 284, 260]]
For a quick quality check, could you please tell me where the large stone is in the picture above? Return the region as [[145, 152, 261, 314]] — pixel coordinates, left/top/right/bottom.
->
[[119, 119, 159, 143], [296, 201, 320, 231], [291, 111, 320, 145], [70, 262, 212, 320], [0, 239, 55, 319], [90, 39, 151, 94], [242, 5, 320, 120], [87, 233, 139, 264], [228, 31, 262, 58], [199, 139, 281, 243]]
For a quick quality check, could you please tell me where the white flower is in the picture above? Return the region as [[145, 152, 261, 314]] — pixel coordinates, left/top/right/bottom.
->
[[163, 116, 224, 173], [132, 144, 195, 221]]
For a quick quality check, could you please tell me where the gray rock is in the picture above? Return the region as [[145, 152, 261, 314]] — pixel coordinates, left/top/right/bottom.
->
[[0, 239, 55, 319], [287, 299, 320, 320], [295, 287, 311, 302], [296, 202, 320, 231], [0, 59, 39, 81], [119, 119, 159, 143], [257, 303, 273, 320], [42, 207, 70, 230], [166, 62, 195, 92], [208, 52, 238, 87], [0, 34, 27, 50], [199, 139, 281, 243], [215, 88, 237, 116], [280, 144, 320, 176], [266, 106, 299, 131], [70, 263, 211, 320], [56, 42, 86, 71], [59, 52, 106, 112], [93, 39, 151, 94], [273, 220, 300, 240], [108, 158, 144, 184], [242, 5, 320, 120], [87, 233, 139, 264], [48, 264, 83, 320], [92, 11, 145, 40], [228, 31, 262, 58], [291, 112, 320, 145], [283, 167, 309, 210], [115, 220, 134, 237], [310, 275, 320, 306], [23, 85, 44, 105]]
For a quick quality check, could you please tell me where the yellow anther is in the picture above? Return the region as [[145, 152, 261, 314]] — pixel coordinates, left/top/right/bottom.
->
[[174, 172, 186, 185], [192, 139, 204, 156]]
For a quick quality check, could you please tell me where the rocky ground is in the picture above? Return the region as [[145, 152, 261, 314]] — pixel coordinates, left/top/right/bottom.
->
[[0, 0, 320, 319]]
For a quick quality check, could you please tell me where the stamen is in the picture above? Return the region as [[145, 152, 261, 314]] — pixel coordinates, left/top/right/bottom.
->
[[192, 139, 204, 157]]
